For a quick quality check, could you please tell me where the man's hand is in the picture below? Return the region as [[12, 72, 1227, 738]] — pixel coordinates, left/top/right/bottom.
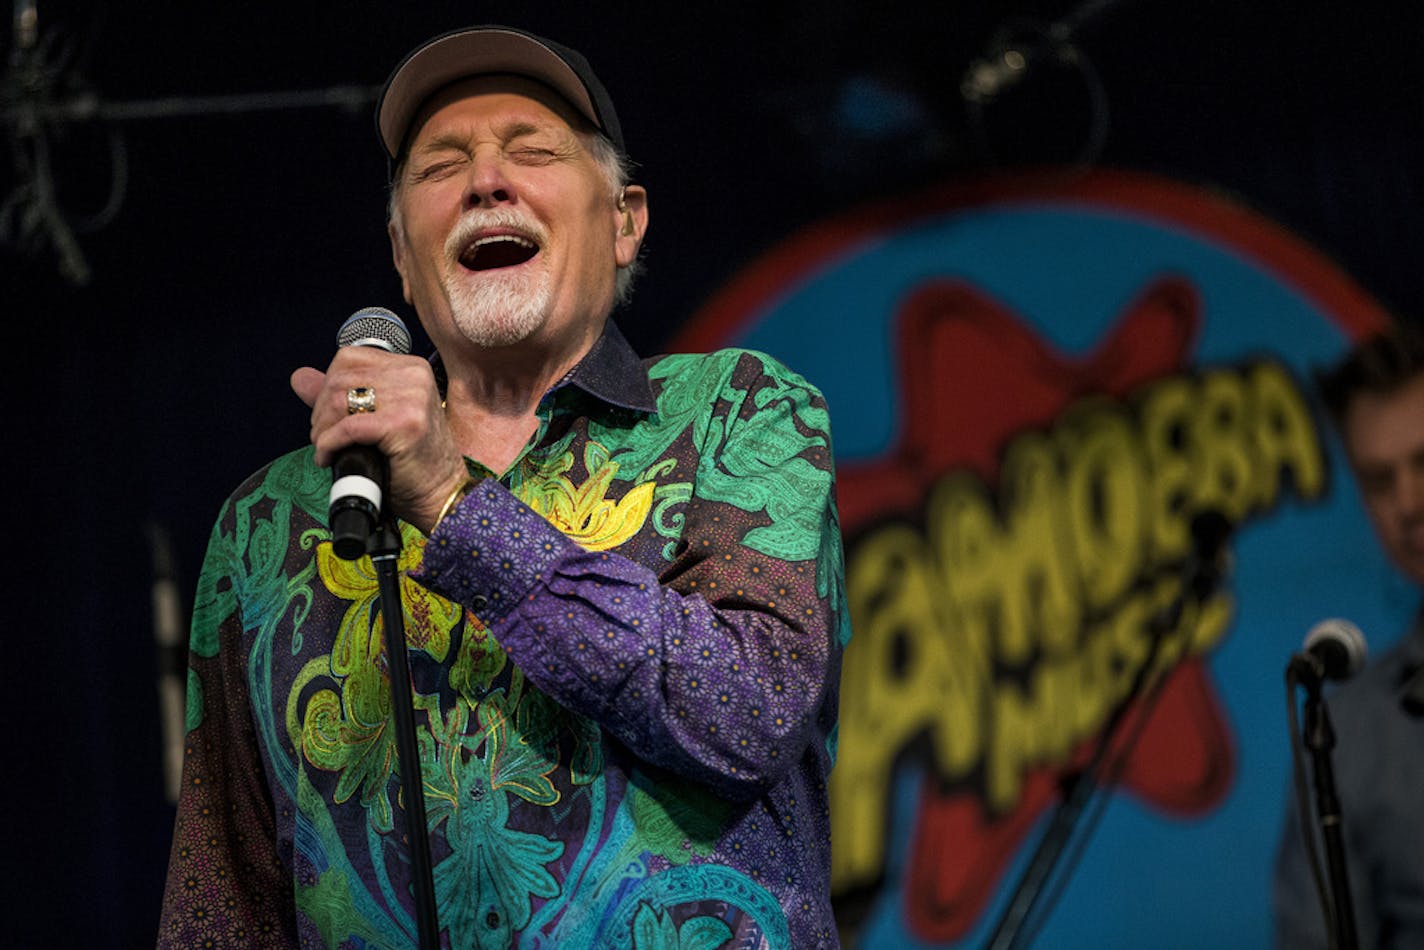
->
[[291, 347, 470, 534]]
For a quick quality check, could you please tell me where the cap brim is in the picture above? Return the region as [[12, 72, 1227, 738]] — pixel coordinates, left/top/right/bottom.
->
[[378, 28, 601, 159]]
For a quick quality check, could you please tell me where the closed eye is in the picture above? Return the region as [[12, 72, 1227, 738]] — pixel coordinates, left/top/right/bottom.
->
[[413, 158, 466, 181], [509, 147, 558, 165]]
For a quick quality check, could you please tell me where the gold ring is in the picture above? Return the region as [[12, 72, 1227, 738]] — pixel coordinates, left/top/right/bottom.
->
[[346, 387, 377, 414]]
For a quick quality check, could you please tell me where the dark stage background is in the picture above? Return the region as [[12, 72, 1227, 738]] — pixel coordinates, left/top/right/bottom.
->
[[6, 1, 1423, 945]]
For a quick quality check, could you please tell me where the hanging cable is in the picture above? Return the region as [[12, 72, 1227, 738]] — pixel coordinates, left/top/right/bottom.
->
[[1, 3, 380, 284], [961, 0, 1131, 169]]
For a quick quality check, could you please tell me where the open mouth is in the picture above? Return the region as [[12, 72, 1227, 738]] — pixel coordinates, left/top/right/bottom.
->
[[458, 234, 539, 272]]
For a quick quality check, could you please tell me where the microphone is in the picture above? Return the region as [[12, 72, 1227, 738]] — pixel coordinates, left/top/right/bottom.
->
[[329, 307, 412, 560], [1291, 618, 1368, 683], [1185, 509, 1232, 599]]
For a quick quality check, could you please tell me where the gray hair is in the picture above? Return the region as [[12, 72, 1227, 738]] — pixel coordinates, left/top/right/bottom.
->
[[387, 131, 643, 308]]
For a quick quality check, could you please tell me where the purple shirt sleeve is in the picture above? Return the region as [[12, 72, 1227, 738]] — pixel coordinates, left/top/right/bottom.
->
[[411, 477, 838, 800]]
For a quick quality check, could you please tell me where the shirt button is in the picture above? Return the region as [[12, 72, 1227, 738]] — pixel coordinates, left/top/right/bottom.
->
[[485, 910, 501, 928], [471, 594, 489, 611]]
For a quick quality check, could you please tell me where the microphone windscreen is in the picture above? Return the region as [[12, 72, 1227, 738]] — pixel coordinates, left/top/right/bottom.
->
[[1304, 618, 1368, 680], [338, 307, 412, 354]]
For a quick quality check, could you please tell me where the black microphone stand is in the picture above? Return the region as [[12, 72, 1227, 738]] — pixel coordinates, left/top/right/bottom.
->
[[985, 595, 1188, 950], [1291, 661, 1359, 950], [369, 518, 441, 949], [986, 512, 1230, 950]]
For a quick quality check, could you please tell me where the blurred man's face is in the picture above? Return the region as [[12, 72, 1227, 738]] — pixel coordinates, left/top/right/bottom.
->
[[1344, 373, 1424, 585]]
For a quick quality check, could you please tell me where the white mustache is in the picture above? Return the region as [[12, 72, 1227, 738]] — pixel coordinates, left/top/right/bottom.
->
[[444, 209, 547, 261]]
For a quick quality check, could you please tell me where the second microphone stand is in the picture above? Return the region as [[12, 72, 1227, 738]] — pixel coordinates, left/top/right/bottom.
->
[[1289, 661, 1359, 950]]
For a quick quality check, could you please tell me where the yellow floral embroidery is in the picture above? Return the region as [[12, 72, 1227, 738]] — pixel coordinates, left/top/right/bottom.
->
[[293, 523, 468, 830], [514, 443, 654, 551], [291, 445, 650, 832], [315, 524, 464, 664]]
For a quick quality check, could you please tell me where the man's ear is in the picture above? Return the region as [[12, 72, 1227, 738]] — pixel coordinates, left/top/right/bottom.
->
[[388, 219, 413, 305], [614, 185, 649, 266]]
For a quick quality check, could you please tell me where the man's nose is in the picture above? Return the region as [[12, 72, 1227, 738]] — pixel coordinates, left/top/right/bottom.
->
[[465, 152, 514, 208]]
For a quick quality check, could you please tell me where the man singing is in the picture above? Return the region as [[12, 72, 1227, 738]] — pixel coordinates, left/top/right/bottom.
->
[[159, 25, 849, 949]]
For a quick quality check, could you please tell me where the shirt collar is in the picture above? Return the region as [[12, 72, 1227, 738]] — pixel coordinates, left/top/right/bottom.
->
[[558, 320, 657, 413], [427, 319, 656, 414]]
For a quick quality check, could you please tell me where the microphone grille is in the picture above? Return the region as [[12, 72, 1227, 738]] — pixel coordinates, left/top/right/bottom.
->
[[337, 307, 412, 355], [1304, 617, 1369, 679]]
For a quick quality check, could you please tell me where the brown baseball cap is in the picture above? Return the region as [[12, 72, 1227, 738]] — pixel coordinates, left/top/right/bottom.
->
[[376, 25, 625, 160]]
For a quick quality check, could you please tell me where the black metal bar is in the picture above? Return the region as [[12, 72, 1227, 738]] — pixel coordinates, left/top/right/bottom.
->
[[1301, 675, 1359, 950], [370, 521, 441, 949], [986, 511, 1231, 949]]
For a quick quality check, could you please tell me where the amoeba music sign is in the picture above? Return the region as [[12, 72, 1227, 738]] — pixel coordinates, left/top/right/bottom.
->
[[671, 170, 1412, 948]]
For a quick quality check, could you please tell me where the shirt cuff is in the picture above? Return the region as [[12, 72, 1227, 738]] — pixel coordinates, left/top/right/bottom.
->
[[409, 479, 567, 620]]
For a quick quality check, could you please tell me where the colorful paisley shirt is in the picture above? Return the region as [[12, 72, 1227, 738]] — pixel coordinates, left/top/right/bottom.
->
[[158, 323, 850, 949]]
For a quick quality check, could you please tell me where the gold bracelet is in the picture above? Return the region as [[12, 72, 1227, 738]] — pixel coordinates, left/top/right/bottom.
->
[[433, 477, 475, 531]]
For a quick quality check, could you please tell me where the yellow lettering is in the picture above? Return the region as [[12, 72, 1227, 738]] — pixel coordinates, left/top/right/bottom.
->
[[1060, 400, 1149, 613], [1192, 369, 1255, 520], [929, 475, 1006, 663], [988, 678, 1039, 812], [1250, 361, 1325, 504], [834, 524, 983, 890], [1138, 376, 1196, 565], [832, 358, 1322, 890], [998, 434, 1082, 659]]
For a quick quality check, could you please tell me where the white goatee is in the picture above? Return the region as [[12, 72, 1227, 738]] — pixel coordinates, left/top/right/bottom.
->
[[442, 209, 552, 347]]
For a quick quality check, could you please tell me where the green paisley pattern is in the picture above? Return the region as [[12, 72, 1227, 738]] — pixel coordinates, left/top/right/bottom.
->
[[164, 344, 842, 950]]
